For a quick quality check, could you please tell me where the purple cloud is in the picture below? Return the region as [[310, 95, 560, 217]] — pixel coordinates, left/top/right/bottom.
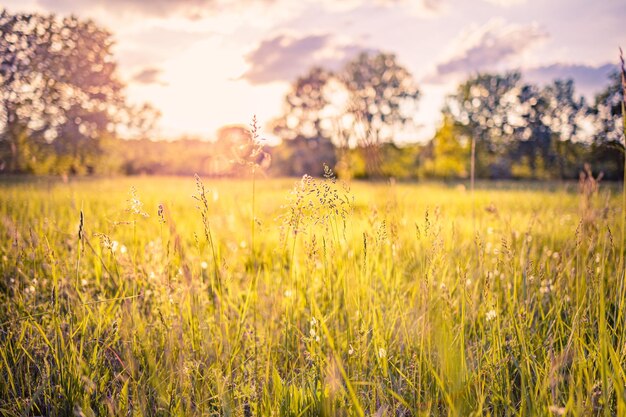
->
[[430, 19, 548, 82], [35, 0, 445, 19], [242, 33, 367, 84], [37, 0, 219, 19], [523, 63, 615, 99]]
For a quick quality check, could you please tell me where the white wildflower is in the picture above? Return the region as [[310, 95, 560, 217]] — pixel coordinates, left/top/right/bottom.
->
[[540, 280, 552, 294], [378, 347, 387, 359]]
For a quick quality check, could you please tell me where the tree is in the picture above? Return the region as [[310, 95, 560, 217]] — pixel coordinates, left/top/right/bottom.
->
[[593, 72, 624, 144], [124, 103, 161, 140], [518, 79, 589, 178], [271, 67, 335, 142], [445, 72, 523, 180], [590, 72, 625, 180], [0, 10, 128, 174], [271, 52, 420, 178], [340, 52, 420, 176], [445, 73, 592, 180], [270, 67, 339, 177]]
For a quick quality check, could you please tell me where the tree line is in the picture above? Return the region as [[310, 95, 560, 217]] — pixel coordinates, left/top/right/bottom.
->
[[0, 10, 624, 180], [269, 54, 624, 180]]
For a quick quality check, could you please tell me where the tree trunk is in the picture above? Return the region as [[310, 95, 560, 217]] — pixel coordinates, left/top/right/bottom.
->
[[470, 136, 476, 193]]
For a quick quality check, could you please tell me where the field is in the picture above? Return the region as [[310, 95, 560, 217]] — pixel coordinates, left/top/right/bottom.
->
[[0, 175, 625, 416]]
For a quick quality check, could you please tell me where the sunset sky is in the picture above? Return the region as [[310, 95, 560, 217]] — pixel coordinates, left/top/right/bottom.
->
[[4, 0, 625, 142]]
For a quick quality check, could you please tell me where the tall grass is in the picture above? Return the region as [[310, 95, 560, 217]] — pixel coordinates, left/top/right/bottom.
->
[[0, 176, 624, 416]]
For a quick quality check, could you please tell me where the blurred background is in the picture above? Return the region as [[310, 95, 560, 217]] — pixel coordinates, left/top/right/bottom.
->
[[0, 0, 624, 180]]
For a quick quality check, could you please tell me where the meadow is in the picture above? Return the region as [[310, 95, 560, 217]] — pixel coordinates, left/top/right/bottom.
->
[[0, 174, 625, 416]]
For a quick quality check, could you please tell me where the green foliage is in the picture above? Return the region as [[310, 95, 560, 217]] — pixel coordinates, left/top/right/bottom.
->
[[269, 136, 336, 177], [378, 143, 421, 180], [335, 148, 367, 180], [423, 115, 469, 179], [445, 72, 623, 180], [268, 61, 623, 181]]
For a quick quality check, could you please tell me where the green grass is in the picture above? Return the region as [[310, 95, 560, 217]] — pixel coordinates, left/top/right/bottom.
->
[[0, 175, 624, 416]]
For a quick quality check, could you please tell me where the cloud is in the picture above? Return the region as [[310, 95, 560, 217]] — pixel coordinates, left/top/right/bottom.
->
[[37, 0, 220, 19], [37, 0, 445, 20], [132, 67, 166, 85], [524, 63, 615, 98], [319, 0, 446, 16], [241, 33, 368, 84], [482, 0, 527, 6], [427, 19, 548, 83]]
